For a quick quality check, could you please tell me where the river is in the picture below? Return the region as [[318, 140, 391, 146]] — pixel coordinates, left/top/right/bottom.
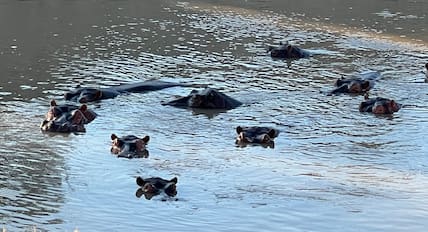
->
[[1, 0, 427, 231]]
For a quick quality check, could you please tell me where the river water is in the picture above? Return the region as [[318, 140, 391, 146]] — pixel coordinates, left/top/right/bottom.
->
[[1, 0, 428, 231]]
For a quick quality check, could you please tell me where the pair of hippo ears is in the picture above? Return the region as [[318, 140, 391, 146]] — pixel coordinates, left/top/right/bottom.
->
[[50, 99, 89, 111], [136, 177, 178, 187], [110, 134, 150, 143], [236, 126, 277, 139]]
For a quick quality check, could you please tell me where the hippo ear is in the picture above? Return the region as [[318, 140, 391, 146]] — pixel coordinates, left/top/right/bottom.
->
[[136, 177, 145, 186], [79, 104, 88, 112], [50, 99, 57, 106], [111, 134, 118, 140], [170, 177, 178, 184], [236, 126, 243, 134], [142, 135, 150, 143], [361, 81, 370, 90], [135, 188, 144, 198], [268, 129, 277, 139]]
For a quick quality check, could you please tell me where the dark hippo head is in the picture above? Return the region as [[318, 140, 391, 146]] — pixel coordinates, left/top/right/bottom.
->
[[330, 78, 373, 95], [44, 99, 78, 121], [110, 134, 150, 158], [163, 88, 242, 110], [40, 100, 97, 133], [329, 71, 380, 95], [64, 88, 104, 103], [268, 42, 310, 59], [359, 94, 401, 115], [235, 126, 279, 148], [135, 176, 178, 200]]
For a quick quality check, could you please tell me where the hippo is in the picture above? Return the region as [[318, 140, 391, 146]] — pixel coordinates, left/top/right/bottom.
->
[[40, 99, 97, 133], [64, 80, 204, 103], [110, 134, 150, 158], [268, 42, 310, 59], [162, 88, 242, 110], [359, 94, 401, 115], [135, 176, 178, 200], [235, 126, 279, 148], [328, 71, 380, 95]]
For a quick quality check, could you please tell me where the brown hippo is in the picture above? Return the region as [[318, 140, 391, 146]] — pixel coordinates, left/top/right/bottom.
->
[[235, 126, 279, 148], [268, 42, 311, 59], [328, 71, 380, 95], [64, 80, 204, 103], [359, 94, 401, 115], [40, 99, 97, 133], [162, 88, 242, 110], [110, 134, 150, 158], [135, 176, 178, 200]]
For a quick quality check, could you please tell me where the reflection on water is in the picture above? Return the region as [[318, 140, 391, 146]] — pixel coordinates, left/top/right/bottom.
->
[[1, 0, 428, 231]]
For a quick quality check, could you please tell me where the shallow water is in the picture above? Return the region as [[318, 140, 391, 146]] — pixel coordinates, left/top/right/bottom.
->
[[1, 0, 428, 231]]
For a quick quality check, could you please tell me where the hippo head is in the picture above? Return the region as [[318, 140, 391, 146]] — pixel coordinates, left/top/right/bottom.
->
[[269, 42, 309, 59], [348, 80, 371, 93], [65, 88, 103, 103], [41, 100, 96, 133], [235, 126, 279, 147], [136, 177, 178, 200], [372, 99, 401, 114], [163, 88, 242, 110], [110, 134, 150, 158]]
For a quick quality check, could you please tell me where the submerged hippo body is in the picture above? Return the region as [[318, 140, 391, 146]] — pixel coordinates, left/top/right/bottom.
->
[[162, 88, 242, 110], [110, 134, 150, 158], [359, 95, 401, 115], [65, 80, 198, 103], [136, 176, 178, 200], [40, 99, 97, 133], [329, 71, 380, 95], [268, 42, 311, 59], [235, 126, 279, 148]]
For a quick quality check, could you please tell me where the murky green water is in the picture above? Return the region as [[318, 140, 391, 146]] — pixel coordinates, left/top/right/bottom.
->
[[1, 0, 428, 231]]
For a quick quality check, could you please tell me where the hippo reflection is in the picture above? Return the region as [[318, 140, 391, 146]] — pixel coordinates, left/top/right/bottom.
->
[[235, 126, 279, 148], [65, 80, 202, 103], [359, 94, 401, 115], [135, 176, 178, 200], [268, 42, 310, 59], [162, 88, 242, 110], [40, 99, 97, 133], [328, 71, 380, 95], [110, 134, 150, 158]]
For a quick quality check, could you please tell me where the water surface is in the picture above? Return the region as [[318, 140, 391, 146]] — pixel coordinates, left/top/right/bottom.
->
[[1, 0, 428, 231]]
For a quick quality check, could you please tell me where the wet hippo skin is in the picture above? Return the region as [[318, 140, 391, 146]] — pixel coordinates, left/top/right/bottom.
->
[[64, 80, 203, 103], [268, 42, 310, 59], [162, 88, 242, 110]]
